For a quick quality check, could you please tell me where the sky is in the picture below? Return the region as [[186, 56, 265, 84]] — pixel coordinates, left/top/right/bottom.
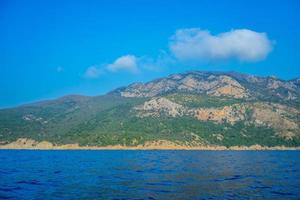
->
[[0, 0, 300, 108]]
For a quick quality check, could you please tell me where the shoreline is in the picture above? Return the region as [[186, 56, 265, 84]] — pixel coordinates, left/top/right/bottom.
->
[[1, 148, 300, 150], [1, 138, 299, 150], [1, 146, 300, 150], [1, 147, 300, 150]]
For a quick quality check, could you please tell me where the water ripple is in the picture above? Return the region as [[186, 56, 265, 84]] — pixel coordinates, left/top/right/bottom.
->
[[16, 180, 42, 186], [0, 150, 299, 199]]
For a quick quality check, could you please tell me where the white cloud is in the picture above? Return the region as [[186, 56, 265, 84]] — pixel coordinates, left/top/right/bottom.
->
[[107, 55, 139, 73], [83, 55, 139, 79], [83, 28, 274, 80], [84, 66, 103, 79], [169, 28, 273, 62]]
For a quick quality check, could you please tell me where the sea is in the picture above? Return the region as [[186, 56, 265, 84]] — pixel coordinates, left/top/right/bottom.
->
[[0, 150, 299, 200]]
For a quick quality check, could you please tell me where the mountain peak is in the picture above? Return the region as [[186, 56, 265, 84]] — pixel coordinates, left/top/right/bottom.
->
[[111, 71, 299, 102]]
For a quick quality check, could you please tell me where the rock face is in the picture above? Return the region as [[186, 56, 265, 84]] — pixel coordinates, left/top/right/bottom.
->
[[267, 77, 297, 90], [192, 102, 300, 139], [115, 72, 250, 99], [194, 104, 247, 124], [251, 103, 299, 139], [112, 71, 300, 101], [206, 75, 249, 98], [133, 99, 300, 140], [134, 97, 186, 117]]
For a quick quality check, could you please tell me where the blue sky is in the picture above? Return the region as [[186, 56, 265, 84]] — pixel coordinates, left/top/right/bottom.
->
[[0, 0, 300, 108]]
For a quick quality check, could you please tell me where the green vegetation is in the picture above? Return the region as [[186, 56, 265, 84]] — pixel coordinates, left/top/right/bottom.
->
[[1, 93, 299, 147]]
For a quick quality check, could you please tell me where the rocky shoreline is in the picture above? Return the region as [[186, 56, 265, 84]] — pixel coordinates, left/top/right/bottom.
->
[[0, 138, 299, 150]]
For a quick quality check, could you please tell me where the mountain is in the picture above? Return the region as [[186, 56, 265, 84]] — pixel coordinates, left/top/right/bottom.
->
[[1, 71, 300, 148]]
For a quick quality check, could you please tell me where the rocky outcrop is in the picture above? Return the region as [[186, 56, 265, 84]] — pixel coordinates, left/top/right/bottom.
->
[[206, 75, 249, 98], [267, 77, 297, 90], [194, 104, 247, 124], [116, 72, 249, 99], [193, 102, 300, 139], [112, 71, 300, 103], [133, 96, 300, 140], [251, 103, 299, 139], [134, 97, 186, 117]]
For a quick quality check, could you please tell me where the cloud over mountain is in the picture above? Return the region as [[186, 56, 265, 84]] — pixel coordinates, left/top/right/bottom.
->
[[169, 28, 273, 62], [107, 55, 139, 73], [84, 28, 274, 79]]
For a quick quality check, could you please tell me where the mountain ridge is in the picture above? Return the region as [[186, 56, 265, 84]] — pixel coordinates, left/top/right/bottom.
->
[[4, 70, 299, 109]]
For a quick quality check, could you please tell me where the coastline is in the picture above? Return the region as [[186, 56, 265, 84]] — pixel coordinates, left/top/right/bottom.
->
[[1, 147, 300, 150], [0, 138, 299, 150]]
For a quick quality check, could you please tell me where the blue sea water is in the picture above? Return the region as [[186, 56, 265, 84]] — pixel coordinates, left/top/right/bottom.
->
[[0, 150, 299, 200]]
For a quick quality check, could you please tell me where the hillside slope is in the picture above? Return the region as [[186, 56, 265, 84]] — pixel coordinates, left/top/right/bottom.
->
[[1, 71, 300, 148]]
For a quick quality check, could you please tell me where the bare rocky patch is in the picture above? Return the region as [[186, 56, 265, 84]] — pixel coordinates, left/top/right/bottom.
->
[[119, 73, 249, 99], [134, 97, 186, 117], [194, 104, 247, 125]]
